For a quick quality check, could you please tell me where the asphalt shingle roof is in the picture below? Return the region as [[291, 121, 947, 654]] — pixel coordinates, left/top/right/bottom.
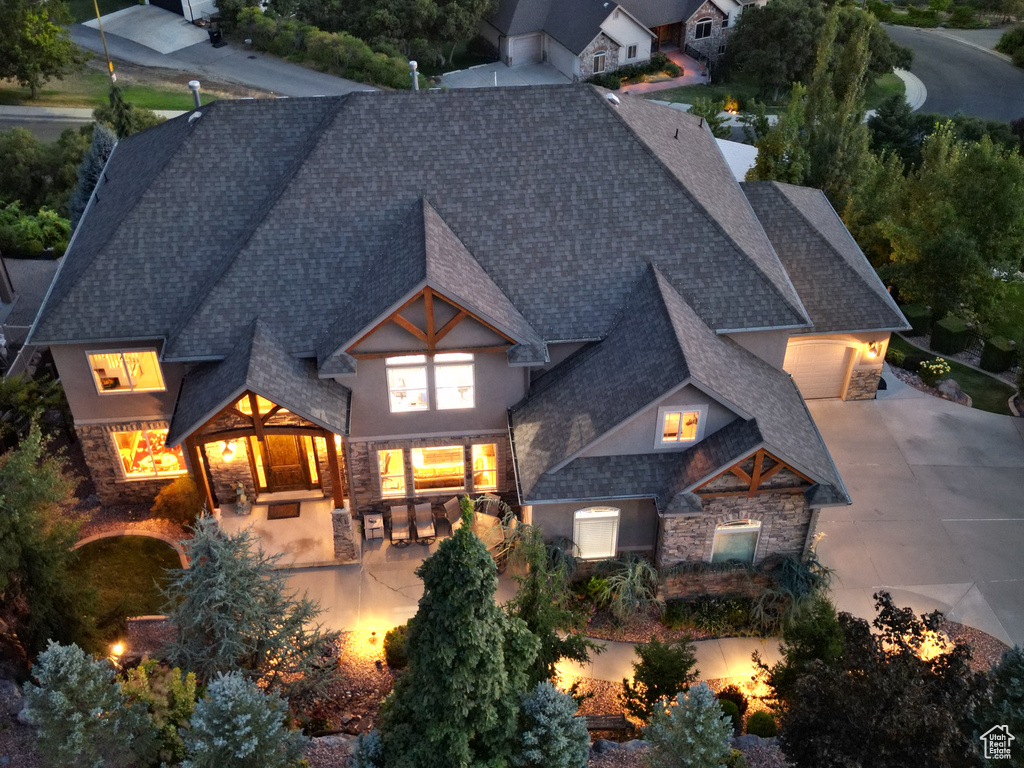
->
[[544, 0, 620, 54], [30, 86, 811, 354], [165, 319, 351, 447], [487, 0, 709, 40], [742, 181, 909, 334], [510, 265, 847, 505]]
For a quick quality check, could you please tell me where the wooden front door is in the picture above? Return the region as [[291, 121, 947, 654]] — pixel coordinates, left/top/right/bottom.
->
[[264, 435, 310, 492]]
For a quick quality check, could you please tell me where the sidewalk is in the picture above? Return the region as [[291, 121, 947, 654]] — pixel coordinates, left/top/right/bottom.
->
[[560, 635, 783, 684]]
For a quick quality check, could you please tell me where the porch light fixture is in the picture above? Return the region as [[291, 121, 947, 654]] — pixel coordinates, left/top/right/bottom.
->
[[221, 440, 237, 463], [866, 341, 881, 359]]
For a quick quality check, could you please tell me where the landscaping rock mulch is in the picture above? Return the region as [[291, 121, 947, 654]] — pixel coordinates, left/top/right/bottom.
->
[[585, 607, 716, 644], [889, 365, 971, 406], [944, 619, 1011, 672]]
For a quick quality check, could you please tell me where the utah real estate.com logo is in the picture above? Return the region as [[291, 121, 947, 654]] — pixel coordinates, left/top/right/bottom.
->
[[980, 725, 1015, 760]]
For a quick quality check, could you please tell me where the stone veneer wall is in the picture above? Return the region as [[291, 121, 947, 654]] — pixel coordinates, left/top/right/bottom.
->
[[579, 33, 620, 79], [77, 421, 182, 506], [657, 493, 812, 568], [661, 569, 773, 601], [683, 0, 728, 62], [331, 508, 360, 563], [845, 367, 882, 401], [206, 439, 257, 508], [347, 434, 514, 516]]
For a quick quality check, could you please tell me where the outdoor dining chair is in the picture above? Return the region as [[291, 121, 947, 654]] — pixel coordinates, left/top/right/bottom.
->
[[443, 496, 463, 535], [413, 502, 435, 544], [389, 504, 411, 546]]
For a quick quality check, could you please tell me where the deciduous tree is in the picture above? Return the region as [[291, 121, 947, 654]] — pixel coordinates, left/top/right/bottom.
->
[[0, 0, 87, 98]]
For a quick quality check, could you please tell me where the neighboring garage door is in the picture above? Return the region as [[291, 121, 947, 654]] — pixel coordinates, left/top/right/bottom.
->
[[784, 341, 854, 399], [511, 34, 543, 65]]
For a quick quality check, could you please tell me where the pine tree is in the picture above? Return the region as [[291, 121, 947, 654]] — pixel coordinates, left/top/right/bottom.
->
[[746, 83, 809, 185], [376, 497, 540, 768], [513, 681, 589, 768], [24, 642, 158, 768], [163, 515, 338, 700], [69, 123, 116, 231], [182, 671, 307, 768], [644, 682, 733, 768]]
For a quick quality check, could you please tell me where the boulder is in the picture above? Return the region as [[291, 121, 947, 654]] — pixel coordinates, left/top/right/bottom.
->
[[732, 734, 767, 750], [619, 739, 647, 751], [591, 739, 618, 754], [936, 378, 963, 402]]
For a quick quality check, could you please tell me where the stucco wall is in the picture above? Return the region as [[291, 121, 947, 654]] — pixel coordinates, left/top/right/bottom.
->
[[546, 36, 580, 79], [578, 382, 738, 458], [345, 351, 527, 439], [530, 497, 659, 554], [600, 9, 652, 67], [52, 342, 184, 424], [726, 329, 790, 369], [658, 493, 812, 567]]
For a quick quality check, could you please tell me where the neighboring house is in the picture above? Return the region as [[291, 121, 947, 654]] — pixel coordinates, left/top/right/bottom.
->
[[27, 85, 907, 571], [482, 0, 754, 78], [1, 254, 62, 375]]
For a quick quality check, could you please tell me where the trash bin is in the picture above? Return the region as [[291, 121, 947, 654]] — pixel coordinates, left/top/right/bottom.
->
[[208, 28, 224, 46]]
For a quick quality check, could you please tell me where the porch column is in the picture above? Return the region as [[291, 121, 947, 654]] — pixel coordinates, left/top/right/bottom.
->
[[324, 430, 345, 509], [186, 435, 216, 514]]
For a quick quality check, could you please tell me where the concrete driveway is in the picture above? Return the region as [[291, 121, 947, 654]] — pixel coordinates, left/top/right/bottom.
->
[[809, 368, 1024, 646], [440, 62, 570, 88]]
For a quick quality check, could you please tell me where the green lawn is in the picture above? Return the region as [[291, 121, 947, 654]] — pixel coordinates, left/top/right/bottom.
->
[[648, 72, 905, 113], [67, 0, 137, 24], [889, 334, 1016, 415], [0, 67, 234, 110], [70, 536, 181, 640]]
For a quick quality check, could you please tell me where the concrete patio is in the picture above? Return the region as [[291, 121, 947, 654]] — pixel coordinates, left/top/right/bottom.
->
[[83, 5, 208, 55]]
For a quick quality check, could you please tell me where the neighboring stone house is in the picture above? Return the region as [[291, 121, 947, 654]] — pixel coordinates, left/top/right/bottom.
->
[[27, 85, 907, 571], [482, 0, 753, 77]]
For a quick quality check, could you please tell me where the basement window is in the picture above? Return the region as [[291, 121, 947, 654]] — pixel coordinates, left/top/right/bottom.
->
[[574, 507, 620, 559]]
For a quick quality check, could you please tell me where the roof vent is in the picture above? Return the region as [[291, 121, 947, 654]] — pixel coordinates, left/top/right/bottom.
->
[[188, 111, 202, 124], [605, 92, 620, 106]]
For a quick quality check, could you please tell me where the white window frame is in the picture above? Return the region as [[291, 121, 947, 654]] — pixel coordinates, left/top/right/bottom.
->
[[385, 353, 475, 413], [573, 507, 620, 559], [711, 519, 762, 564], [627, 43, 638, 59], [654, 405, 706, 448], [694, 18, 713, 39], [377, 448, 406, 497], [593, 51, 607, 73], [87, 349, 165, 395]]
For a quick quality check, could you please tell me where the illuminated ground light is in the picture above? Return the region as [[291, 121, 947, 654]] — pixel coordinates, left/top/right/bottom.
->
[[344, 629, 387, 668], [553, 660, 586, 695], [110, 641, 125, 659]]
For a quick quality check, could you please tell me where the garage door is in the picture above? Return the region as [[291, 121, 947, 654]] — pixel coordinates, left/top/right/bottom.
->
[[783, 341, 853, 399], [511, 34, 543, 65]]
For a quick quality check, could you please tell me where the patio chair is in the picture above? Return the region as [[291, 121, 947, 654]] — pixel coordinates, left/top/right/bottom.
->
[[389, 504, 411, 546], [443, 497, 463, 535], [413, 502, 435, 544]]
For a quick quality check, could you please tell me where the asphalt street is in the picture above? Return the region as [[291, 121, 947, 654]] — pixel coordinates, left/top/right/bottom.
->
[[0, 118, 90, 142], [885, 24, 1024, 121]]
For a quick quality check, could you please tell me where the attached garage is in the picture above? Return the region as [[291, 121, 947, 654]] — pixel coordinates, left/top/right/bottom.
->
[[510, 33, 544, 65], [783, 339, 856, 399]]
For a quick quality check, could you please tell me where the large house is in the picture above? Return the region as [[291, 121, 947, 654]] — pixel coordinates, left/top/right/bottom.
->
[[28, 85, 906, 569], [481, 0, 755, 79]]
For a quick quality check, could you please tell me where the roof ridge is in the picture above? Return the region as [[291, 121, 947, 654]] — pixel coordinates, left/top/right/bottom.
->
[[590, 89, 808, 328], [167, 96, 350, 353]]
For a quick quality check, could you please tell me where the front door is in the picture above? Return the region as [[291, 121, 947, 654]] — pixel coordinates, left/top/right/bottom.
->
[[264, 435, 310, 492]]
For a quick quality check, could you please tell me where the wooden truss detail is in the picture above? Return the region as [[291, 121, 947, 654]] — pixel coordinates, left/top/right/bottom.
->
[[696, 448, 814, 498], [348, 287, 514, 358]]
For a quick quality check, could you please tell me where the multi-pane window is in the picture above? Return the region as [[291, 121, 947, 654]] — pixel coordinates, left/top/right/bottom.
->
[[385, 354, 474, 413], [627, 43, 638, 59], [573, 507, 619, 559], [412, 446, 466, 493], [472, 443, 497, 491], [593, 51, 606, 73], [386, 355, 429, 412], [694, 18, 713, 39], [658, 407, 701, 445], [711, 520, 761, 563], [112, 428, 186, 479], [88, 350, 164, 394], [378, 449, 405, 497]]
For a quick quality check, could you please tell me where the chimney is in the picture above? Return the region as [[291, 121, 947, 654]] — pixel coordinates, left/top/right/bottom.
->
[[409, 61, 419, 91], [188, 80, 202, 109]]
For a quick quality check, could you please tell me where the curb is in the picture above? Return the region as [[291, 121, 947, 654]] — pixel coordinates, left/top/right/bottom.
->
[[893, 68, 927, 111], [75, 529, 189, 568]]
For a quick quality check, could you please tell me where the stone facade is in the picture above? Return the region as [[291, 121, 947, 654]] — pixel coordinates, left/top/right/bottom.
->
[[661, 569, 773, 601], [77, 420, 183, 506], [205, 439, 258, 507], [331, 508, 360, 563], [579, 33, 620, 79], [845, 367, 882, 401], [657, 492, 812, 567], [347, 433, 514, 517], [683, 0, 729, 63]]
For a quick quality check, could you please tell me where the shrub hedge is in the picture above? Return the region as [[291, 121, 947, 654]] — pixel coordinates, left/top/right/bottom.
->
[[586, 52, 680, 90], [900, 304, 932, 336], [930, 316, 970, 354], [980, 336, 1018, 373], [236, 8, 417, 89], [745, 711, 778, 738], [0, 203, 70, 258]]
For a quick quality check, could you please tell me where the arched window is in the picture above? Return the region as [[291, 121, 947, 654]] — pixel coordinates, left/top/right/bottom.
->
[[593, 50, 607, 73], [694, 18, 713, 40], [711, 519, 761, 563]]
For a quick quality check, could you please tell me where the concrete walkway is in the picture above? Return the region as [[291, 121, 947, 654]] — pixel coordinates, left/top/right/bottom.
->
[[810, 365, 1024, 647]]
